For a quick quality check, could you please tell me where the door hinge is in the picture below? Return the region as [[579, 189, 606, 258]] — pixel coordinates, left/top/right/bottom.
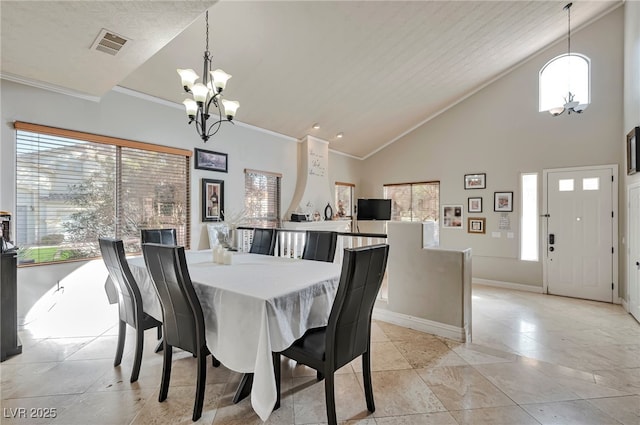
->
[[612, 211, 614, 218], [612, 247, 614, 254], [612, 282, 614, 290], [611, 175, 614, 182]]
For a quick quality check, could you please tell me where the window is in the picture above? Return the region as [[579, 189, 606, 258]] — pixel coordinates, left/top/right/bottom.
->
[[244, 169, 281, 228], [520, 173, 538, 261], [335, 182, 354, 218], [383, 182, 440, 222], [539, 53, 590, 113], [583, 177, 599, 191], [559, 179, 574, 191], [15, 122, 191, 265]]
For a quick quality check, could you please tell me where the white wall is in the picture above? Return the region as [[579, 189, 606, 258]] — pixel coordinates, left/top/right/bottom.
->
[[622, 1, 640, 303], [360, 7, 624, 288], [0, 80, 360, 315]]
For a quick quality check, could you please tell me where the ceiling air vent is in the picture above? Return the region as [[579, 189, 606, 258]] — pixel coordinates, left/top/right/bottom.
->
[[91, 29, 129, 56]]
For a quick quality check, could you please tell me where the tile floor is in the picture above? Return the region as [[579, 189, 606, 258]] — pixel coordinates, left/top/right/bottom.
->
[[1, 284, 639, 425]]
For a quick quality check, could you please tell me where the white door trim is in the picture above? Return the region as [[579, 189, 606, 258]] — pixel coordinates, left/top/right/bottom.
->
[[626, 180, 640, 313], [542, 164, 619, 302]]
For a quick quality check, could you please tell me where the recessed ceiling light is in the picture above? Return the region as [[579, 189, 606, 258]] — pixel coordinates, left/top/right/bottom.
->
[[312, 123, 320, 129], [336, 132, 344, 139]]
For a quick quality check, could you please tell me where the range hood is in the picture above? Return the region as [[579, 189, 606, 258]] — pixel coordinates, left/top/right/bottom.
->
[[286, 135, 335, 220]]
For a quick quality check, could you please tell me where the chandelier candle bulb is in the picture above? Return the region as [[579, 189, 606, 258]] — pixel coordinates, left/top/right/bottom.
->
[[177, 11, 240, 143]]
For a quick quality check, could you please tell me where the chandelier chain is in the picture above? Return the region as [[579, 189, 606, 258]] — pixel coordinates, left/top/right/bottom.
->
[[205, 11, 209, 53]]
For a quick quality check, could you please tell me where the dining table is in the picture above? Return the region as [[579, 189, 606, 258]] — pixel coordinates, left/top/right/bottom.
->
[[105, 250, 342, 421]]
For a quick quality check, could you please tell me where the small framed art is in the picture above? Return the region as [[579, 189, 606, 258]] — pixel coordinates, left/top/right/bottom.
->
[[494, 192, 513, 212], [195, 148, 228, 173], [464, 173, 486, 189], [468, 217, 486, 234], [442, 204, 463, 228], [202, 178, 224, 222], [627, 126, 639, 175], [468, 197, 482, 213]]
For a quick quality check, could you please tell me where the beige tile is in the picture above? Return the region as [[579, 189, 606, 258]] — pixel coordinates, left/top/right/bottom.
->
[[448, 342, 518, 365], [587, 395, 640, 425], [350, 342, 412, 372], [0, 395, 76, 425], [51, 388, 153, 425], [291, 373, 372, 424], [394, 338, 468, 369], [2, 337, 93, 364], [64, 335, 123, 361], [2, 359, 112, 399], [377, 322, 439, 342], [130, 383, 226, 425], [593, 368, 640, 395], [417, 365, 514, 410], [375, 412, 458, 424], [370, 321, 390, 343], [367, 369, 446, 417], [473, 362, 580, 404], [522, 399, 623, 425], [449, 405, 540, 425]]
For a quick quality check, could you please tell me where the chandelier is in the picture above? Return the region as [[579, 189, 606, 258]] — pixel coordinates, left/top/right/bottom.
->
[[177, 11, 239, 142], [546, 3, 589, 116]]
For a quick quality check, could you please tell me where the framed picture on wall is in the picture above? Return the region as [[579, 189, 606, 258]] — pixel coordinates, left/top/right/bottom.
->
[[627, 126, 639, 175], [468, 197, 483, 213], [494, 191, 513, 212], [195, 148, 228, 173], [202, 178, 224, 222], [467, 217, 486, 234], [464, 173, 486, 189], [442, 204, 463, 228]]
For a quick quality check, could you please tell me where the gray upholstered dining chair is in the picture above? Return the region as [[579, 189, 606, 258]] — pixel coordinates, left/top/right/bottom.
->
[[249, 228, 276, 255], [301, 231, 338, 262], [140, 228, 177, 246], [273, 244, 389, 425], [99, 238, 162, 383], [142, 243, 220, 422]]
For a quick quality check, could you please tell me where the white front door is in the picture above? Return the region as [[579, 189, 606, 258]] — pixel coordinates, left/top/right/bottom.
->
[[628, 184, 640, 321], [544, 166, 616, 302]]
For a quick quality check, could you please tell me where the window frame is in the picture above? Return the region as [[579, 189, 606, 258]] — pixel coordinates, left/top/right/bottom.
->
[[14, 121, 191, 266], [335, 182, 355, 218]]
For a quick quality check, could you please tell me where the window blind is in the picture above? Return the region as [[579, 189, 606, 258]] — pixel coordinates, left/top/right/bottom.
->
[[383, 181, 440, 222], [15, 123, 190, 265], [244, 169, 281, 228]]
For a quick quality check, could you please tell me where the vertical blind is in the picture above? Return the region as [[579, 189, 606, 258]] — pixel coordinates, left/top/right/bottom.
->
[[15, 122, 190, 265], [383, 181, 440, 222], [244, 169, 281, 228]]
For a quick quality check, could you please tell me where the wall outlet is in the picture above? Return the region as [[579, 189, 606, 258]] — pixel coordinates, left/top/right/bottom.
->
[[492, 232, 501, 238]]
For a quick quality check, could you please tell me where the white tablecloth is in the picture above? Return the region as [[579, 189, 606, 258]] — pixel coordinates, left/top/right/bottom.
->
[[125, 250, 342, 421]]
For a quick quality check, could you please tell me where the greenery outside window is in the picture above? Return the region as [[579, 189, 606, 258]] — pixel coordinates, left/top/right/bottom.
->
[[15, 122, 191, 265]]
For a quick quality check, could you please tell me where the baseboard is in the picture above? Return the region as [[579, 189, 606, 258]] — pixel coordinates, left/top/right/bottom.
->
[[372, 308, 468, 342], [622, 298, 629, 312], [473, 278, 544, 293]]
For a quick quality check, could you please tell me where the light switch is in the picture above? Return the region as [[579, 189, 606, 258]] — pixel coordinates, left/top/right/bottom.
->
[[507, 232, 514, 239], [492, 232, 501, 238]]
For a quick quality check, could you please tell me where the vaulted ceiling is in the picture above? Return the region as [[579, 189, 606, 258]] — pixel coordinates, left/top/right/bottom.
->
[[0, 1, 622, 158]]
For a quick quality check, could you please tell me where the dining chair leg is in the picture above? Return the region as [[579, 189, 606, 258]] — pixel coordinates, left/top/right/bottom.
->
[[211, 355, 220, 367], [114, 320, 126, 367], [157, 325, 162, 340], [273, 353, 281, 410], [192, 346, 207, 421], [317, 371, 324, 381], [362, 350, 375, 412], [130, 325, 144, 383], [159, 342, 172, 402], [324, 372, 338, 425]]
